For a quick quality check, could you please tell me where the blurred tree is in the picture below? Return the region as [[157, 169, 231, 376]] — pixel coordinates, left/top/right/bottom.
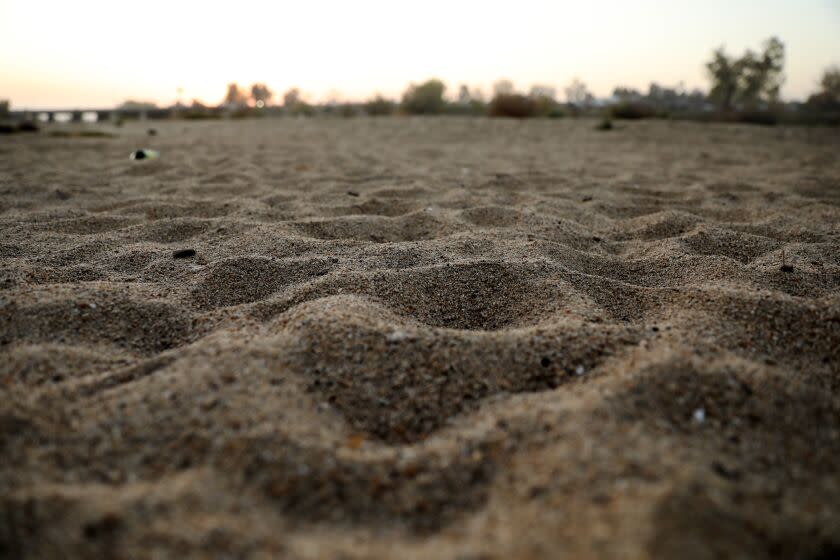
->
[[739, 37, 785, 107], [458, 84, 472, 105], [454, 85, 486, 115], [529, 85, 561, 117], [364, 95, 395, 116], [282, 88, 313, 115], [706, 48, 739, 111], [401, 79, 446, 114], [488, 94, 537, 118], [250, 83, 273, 107], [806, 66, 840, 111], [706, 37, 785, 111], [493, 79, 515, 96], [819, 66, 840, 101], [0, 99, 9, 117], [564, 79, 593, 106], [224, 83, 248, 106], [613, 87, 643, 101], [117, 100, 158, 110], [283, 88, 301, 108], [529, 85, 556, 100]]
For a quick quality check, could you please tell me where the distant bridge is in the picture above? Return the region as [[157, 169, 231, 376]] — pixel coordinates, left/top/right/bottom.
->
[[11, 108, 176, 123]]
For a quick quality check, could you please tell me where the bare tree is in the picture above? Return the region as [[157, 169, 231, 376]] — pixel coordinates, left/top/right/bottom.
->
[[529, 85, 556, 100], [283, 88, 301, 108], [493, 79, 515, 96], [564, 79, 593, 106], [458, 84, 472, 105], [224, 83, 248, 107]]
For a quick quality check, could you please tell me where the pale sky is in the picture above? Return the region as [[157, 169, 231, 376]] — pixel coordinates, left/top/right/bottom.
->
[[1, 0, 839, 109]]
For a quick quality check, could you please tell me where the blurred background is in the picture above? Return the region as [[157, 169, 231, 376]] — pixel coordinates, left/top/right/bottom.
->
[[1, 0, 839, 123]]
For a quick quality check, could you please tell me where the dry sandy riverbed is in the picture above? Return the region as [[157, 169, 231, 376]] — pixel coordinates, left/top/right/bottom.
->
[[1, 117, 840, 558]]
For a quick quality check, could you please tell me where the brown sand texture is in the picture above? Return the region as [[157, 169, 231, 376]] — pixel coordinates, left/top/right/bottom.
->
[[1, 118, 840, 558]]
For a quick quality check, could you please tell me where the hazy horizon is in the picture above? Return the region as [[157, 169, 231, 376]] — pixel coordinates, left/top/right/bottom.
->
[[2, 0, 839, 110]]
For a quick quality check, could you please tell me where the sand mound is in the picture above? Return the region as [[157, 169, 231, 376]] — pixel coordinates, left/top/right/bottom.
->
[[1, 118, 839, 558]]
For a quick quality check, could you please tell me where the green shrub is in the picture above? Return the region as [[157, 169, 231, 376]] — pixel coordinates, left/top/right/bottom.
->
[[401, 79, 446, 115], [364, 95, 395, 116], [48, 129, 114, 138], [0, 121, 39, 134], [17, 121, 39, 132], [610, 102, 656, 120], [488, 94, 538, 118], [339, 104, 360, 118], [529, 88, 563, 117], [735, 111, 778, 126], [180, 111, 222, 120], [596, 117, 614, 131]]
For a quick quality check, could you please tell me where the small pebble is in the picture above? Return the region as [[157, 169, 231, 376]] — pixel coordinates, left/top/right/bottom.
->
[[575, 365, 585, 376], [780, 264, 794, 273], [173, 249, 196, 259], [347, 191, 359, 197], [692, 408, 706, 424], [386, 330, 410, 342]]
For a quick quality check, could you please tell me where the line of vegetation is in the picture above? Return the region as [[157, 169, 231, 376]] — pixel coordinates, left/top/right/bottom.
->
[[3, 37, 839, 127]]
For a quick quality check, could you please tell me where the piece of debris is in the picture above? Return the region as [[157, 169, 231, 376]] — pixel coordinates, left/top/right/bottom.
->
[[581, 195, 593, 202], [129, 149, 159, 160], [147, 128, 157, 136], [780, 249, 793, 272], [692, 407, 706, 424], [172, 249, 196, 259], [575, 365, 586, 376], [347, 191, 360, 197], [711, 461, 741, 480]]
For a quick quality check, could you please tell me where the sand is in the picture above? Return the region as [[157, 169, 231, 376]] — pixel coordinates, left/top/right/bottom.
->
[[1, 117, 839, 558]]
